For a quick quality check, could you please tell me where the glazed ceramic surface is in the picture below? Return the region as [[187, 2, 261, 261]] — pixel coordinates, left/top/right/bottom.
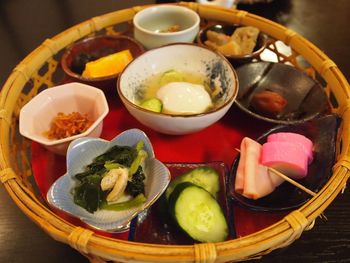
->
[[235, 62, 330, 124], [130, 161, 234, 244], [197, 23, 267, 66], [117, 43, 239, 135], [47, 129, 171, 232], [133, 5, 200, 49], [61, 35, 145, 90], [19, 82, 109, 155], [229, 114, 339, 211]]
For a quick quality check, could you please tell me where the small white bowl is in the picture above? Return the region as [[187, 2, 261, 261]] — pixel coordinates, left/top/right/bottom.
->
[[133, 5, 200, 49], [19, 82, 109, 155], [47, 129, 171, 232], [117, 43, 239, 135]]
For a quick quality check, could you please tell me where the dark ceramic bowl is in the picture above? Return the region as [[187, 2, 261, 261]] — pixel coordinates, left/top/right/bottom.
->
[[235, 62, 330, 124], [229, 114, 339, 212], [196, 23, 267, 66], [61, 35, 145, 91]]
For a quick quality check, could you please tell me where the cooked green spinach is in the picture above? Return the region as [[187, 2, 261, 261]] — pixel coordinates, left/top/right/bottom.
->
[[73, 142, 146, 213]]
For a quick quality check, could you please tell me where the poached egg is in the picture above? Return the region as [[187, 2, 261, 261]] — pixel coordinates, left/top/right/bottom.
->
[[156, 82, 212, 114]]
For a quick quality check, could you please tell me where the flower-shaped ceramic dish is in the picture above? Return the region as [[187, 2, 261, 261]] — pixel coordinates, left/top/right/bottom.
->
[[133, 5, 200, 49], [235, 62, 330, 124], [117, 43, 239, 135], [61, 35, 145, 90], [229, 114, 339, 211], [196, 23, 268, 66], [19, 82, 109, 155], [47, 128, 171, 232]]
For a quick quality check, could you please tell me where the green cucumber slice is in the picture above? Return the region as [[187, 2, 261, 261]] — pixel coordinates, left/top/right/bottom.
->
[[140, 98, 162, 112], [165, 167, 220, 200], [168, 182, 228, 243], [159, 70, 184, 86]]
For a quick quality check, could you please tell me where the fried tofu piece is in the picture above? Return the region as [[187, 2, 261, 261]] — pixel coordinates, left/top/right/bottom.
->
[[204, 26, 260, 56], [217, 40, 242, 56], [206, 30, 230, 46], [230, 26, 259, 55], [204, 40, 220, 50]]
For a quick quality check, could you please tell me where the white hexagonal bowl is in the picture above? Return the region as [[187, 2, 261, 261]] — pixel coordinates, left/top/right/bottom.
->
[[19, 82, 109, 155]]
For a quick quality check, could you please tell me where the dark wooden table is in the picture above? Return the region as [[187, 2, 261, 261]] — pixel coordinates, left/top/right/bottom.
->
[[1, 0, 349, 262]]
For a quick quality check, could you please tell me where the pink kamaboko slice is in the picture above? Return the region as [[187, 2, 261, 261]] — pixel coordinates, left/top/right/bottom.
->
[[261, 141, 310, 179], [267, 132, 313, 163], [235, 137, 284, 200]]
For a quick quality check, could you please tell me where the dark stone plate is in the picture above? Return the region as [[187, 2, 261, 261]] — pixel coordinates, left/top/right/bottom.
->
[[228, 114, 339, 212], [235, 62, 330, 124]]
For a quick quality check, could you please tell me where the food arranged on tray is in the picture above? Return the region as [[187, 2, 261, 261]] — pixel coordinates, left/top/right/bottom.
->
[[250, 90, 288, 117], [117, 43, 238, 135], [133, 5, 200, 49], [197, 23, 267, 64], [235, 62, 330, 123], [72, 139, 148, 213], [18, 4, 340, 244], [81, 49, 133, 78], [47, 129, 170, 232], [235, 132, 314, 200], [131, 162, 231, 244], [61, 35, 145, 89], [229, 114, 338, 211], [138, 70, 214, 115], [44, 111, 93, 140], [19, 82, 109, 155], [204, 26, 260, 56], [165, 166, 229, 242]]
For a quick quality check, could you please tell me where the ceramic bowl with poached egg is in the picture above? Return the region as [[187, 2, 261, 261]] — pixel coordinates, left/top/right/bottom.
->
[[117, 43, 239, 135]]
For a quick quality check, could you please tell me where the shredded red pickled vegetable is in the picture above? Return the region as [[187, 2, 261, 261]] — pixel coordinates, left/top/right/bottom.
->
[[44, 112, 93, 140]]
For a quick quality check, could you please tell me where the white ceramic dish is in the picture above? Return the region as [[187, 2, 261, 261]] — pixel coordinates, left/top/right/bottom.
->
[[133, 5, 200, 49], [19, 82, 109, 155], [117, 43, 239, 135], [47, 128, 171, 232]]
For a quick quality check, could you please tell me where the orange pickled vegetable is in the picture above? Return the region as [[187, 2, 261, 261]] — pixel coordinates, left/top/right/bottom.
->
[[82, 49, 133, 78], [44, 112, 93, 140]]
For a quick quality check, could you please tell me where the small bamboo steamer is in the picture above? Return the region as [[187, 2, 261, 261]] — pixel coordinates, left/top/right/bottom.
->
[[1, 2, 350, 262]]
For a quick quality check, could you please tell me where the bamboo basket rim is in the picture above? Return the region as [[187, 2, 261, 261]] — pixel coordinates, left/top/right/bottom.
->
[[1, 2, 350, 262]]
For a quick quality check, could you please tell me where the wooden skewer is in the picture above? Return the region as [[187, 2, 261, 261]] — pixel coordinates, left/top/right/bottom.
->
[[266, 166, 316, 197], [234, 148, 317, 197]]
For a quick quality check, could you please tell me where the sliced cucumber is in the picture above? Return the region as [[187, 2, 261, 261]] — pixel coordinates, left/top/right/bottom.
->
[[169, 182, 228, 243], [140, 98, 162, 112], [165, 166, 220, 200], [159, 70, 184, 86]]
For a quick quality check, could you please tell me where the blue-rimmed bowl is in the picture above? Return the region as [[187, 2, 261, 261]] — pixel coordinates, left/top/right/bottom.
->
[[117, 43, 239, 135], [47, 128, 171, 232]]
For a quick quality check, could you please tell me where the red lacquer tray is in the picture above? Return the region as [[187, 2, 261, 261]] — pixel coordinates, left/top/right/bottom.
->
[[32, 91, 288, 240]]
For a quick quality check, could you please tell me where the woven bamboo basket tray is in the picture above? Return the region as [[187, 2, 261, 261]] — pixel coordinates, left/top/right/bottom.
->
[[1, 2, 350, 262]]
